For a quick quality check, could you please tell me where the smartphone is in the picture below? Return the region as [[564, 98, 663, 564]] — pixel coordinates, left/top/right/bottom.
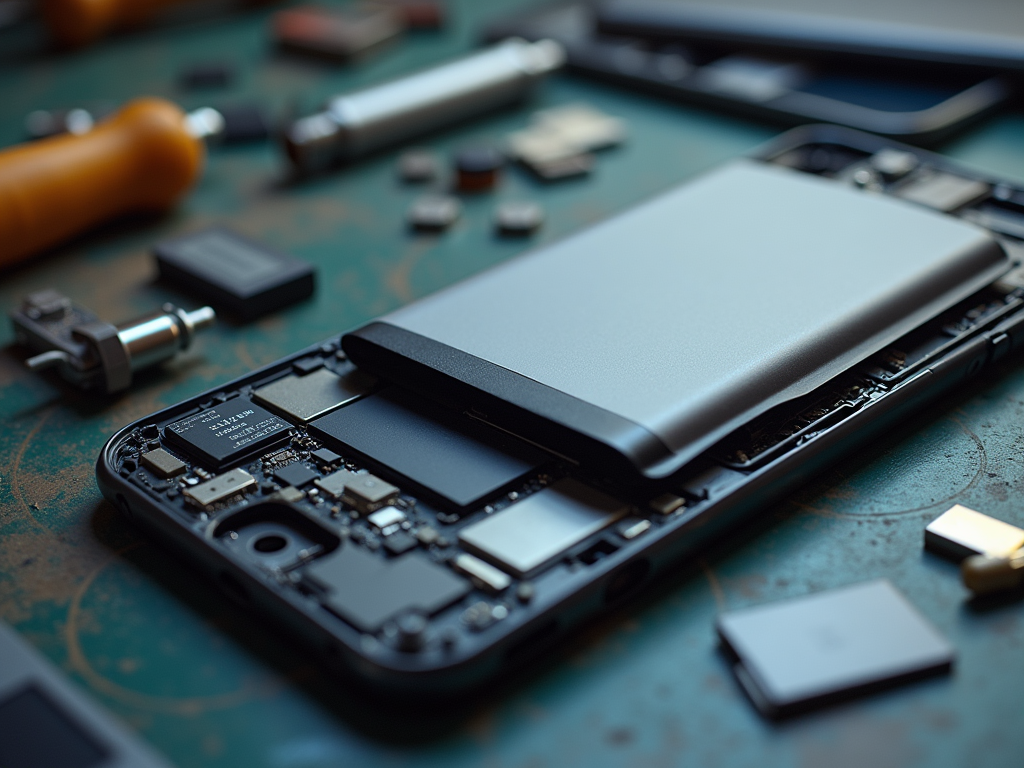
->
[[97, 126, 1024, 697], [596, 0, 1024, 72], [483, 3, 1013, 145]]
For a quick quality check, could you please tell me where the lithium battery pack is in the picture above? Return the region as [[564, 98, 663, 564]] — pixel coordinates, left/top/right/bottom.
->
[[343, 159, 1008, 484], [717, 580, 955, 718], [155, 227, 315, 320]]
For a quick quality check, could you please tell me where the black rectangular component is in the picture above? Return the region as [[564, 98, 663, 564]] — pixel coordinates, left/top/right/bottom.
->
[[717, 580, 954, 718], [0, 685, 108, 768], [303, 545, 469, 632], [273, 462, 318, 488], [308, 388, 546, 509], [155, 227, 315, 320], [164, 398, 291, 470]]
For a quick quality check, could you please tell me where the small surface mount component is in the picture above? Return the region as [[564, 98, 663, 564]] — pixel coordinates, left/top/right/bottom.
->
[[924, 504, 1024, 560], [314, 469, 354, 499], [453, 553, 511, 593], [895, 172, 990, 213], [184, 468, 256, 509], [273, 463, 318, 488], [407, 195, 461, 231], [494, 201, 544, 236], [140, 448, 186, 479], [309, 387, 546, 509], [458, 479, 627, 577], [302, 545, 470, 632], [961, 548, 1024, 596], [375, 0, 445, 29], [273, 5, 404, 62], [454, 145, 504, 192], [717, 580, 954, 719], [215, 103, 270, 144], [179, 61, 234, 89], [397, 149, 439, 183], [508, 102, 624, 180], [10, 289, 215, 393], [154, 227, 316, 321], [164, 398, 291, 470], [367, 506, 406, 530], [344, 473, 400, 514], [253, 366, 371, 423]]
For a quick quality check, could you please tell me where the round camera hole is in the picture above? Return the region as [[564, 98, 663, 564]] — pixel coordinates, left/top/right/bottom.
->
[[253, 534, 288, 553]]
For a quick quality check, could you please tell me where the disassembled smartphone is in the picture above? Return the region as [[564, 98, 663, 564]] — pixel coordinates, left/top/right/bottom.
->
[[97, 125, 1024, 696]]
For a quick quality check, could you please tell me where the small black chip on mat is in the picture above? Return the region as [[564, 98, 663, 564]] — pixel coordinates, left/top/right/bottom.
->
[[155, 227, 315, 320], [164, 398, 291, 470], [716, 580, 954, 718]]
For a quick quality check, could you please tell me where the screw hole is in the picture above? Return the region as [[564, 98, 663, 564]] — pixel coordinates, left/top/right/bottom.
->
[[253, 534, 288, 553]]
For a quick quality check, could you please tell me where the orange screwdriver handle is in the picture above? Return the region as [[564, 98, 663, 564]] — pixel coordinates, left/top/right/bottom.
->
[[0, 98, 203, 270], [42, 0, 184, 48]]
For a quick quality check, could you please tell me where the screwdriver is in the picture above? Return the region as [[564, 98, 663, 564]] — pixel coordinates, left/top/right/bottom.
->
[[0, 97, 223, 269]]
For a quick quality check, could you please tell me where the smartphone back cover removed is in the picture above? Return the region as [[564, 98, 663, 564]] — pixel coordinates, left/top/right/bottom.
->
[[344, 160, 1007, 480]]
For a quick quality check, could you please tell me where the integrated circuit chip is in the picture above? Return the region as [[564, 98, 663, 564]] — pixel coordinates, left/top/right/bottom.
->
[[308, 388, 546, 509], [458, 479, 627, 577], [164, 398, 291, 469], [253, 367, 371, 424], [273, 462, 318, 488], [303, 545, 470, 632], [154, 227, 315, 320]]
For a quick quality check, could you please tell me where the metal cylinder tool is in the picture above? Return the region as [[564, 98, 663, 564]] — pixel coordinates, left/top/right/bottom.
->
[[11, 289, 216, 393], [283, 37, 565, 173]]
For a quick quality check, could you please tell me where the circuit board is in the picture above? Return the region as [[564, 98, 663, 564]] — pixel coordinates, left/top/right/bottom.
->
[[99, 129, 1024, 692]]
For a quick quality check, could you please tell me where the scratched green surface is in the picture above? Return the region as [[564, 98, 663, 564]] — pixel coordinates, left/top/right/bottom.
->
[[2, 2, 1024, 766]]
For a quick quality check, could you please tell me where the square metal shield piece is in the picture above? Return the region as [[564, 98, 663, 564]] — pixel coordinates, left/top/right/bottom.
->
[[716, 580, 954, 718]]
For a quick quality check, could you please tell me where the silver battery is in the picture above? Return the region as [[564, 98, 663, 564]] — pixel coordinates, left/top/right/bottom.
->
[[284, 38, 565, 172]]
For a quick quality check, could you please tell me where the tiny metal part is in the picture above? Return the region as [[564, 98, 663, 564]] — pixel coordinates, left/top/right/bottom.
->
[[154, 227, 315, 321], [140, 448, 186, 479], [293, 357, 323, 375], [717, 580, 954, 718], [408, 195, 461, 231], [273, 4, 404, 62], [458, 479, 627, 578], [394, 612, 428, 652], [11, 290, 215, 393], [924, 504, 1024, 560], [254, 367, 371, 423], [870, 148, 918, 181], [961, 548, 1024, 595], [397, 149, 439, 183], [515, 582, 534, 603], [302, 545, 470, 632], [531, 103, 626, 152], [895, 172, 991, 213], [495, 201, 544, 236], [314, 469, 355, 499], [282, 38, 565, 173], [164, 398, 291, 470], [273, 486, 306, 504], [184, 468, 256, 508], [368, 506, 406, 530], [344, 473, 400, 514], [525, 153, 594, 181], [455, 145, 504, 192], [618, 518, 651, 540], [179, 62, 234, 89], [273, 463, 318, 488], [454, 553, 512, 593], [416, 526, 440, 545], [650, 493, 686, 515]]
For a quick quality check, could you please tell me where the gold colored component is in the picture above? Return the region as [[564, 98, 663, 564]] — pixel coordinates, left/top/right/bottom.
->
[[961, 548, 1024, 595]]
